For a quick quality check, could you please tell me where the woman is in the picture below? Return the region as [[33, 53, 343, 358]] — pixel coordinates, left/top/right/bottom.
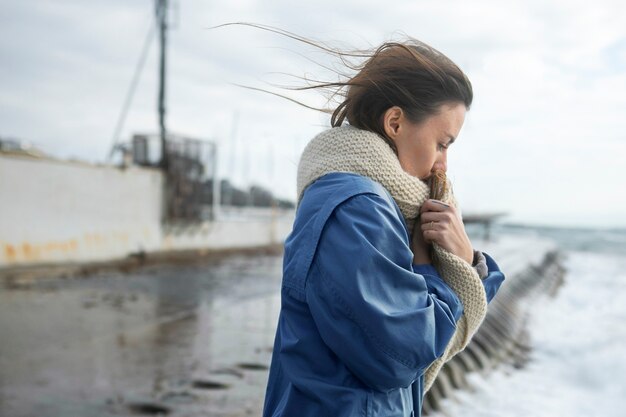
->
[[262, 36, 505, 417]]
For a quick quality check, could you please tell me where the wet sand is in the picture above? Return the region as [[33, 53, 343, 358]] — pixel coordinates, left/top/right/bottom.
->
[[0, 254, 282, 417]]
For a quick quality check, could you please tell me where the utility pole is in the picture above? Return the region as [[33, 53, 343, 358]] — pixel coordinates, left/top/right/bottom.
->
[[155, 0, 168, 169]]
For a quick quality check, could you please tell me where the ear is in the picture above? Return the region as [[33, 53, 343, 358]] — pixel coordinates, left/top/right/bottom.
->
[[382, 106, 404, 140]]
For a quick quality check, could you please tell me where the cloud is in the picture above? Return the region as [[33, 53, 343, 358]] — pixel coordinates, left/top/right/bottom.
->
[[1, 0, 625, 226]]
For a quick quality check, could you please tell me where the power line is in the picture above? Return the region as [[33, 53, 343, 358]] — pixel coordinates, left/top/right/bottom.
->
[[106, 19, 157, 162]]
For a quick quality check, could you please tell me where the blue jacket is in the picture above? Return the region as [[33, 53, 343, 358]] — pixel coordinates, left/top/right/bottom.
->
[[263, 173, 505, 417]]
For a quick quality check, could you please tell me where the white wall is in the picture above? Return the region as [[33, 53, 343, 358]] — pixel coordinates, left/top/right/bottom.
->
[[162, 207, 294, 251], [0, 155, 295, 268], [0, 155, 164, 266]]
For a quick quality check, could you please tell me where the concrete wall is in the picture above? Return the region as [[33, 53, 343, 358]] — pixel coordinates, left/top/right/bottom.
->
[[0, 155, 163, 266], [162, 207, 294, 251], [0, 155, 295, 269]]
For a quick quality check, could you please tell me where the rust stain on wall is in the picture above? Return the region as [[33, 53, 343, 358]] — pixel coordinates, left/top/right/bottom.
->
[[4, 244, 17, 262], [2, 232, 136, 265], [83, 233, 107, 247], [2, 238, 80, 264], [21, 243, 41, 260]]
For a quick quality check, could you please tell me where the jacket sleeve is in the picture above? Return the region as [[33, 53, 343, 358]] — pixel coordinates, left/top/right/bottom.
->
[[305, 193, 463, 393], [416, 253, 505, 305], [480, 252, 505, 303], [413, 263, 464, 323]]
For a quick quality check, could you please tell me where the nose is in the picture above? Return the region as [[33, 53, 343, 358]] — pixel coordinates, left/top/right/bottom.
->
[[432, 153, 447, 173]]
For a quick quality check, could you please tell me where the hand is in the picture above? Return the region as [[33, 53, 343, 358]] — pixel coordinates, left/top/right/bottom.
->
[[419, 199, 474, 265]]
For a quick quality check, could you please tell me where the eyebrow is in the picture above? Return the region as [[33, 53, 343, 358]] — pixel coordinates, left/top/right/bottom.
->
[[446, 134, 456, 144]]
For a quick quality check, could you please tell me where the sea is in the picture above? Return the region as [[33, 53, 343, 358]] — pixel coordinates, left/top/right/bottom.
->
[[440, 224, 626, 417]]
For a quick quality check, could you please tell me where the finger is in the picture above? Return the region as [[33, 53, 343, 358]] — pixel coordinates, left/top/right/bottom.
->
[[420, 211, 448, 224], [420, 199, 450, 214], [421, 220, 439, 232], [422, 229, 432, 243], [422, 228, 441, 244]]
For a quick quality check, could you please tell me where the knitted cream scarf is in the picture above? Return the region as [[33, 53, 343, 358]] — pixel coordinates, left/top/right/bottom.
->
[[297, 125, 488, 393]]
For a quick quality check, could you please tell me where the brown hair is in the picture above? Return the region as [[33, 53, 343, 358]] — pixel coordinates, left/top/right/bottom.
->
[[330, 42, 473, 152], [213, 24, 473, 153]]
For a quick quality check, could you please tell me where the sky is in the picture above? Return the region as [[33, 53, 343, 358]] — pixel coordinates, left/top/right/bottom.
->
[[1, 0, 625, 228]]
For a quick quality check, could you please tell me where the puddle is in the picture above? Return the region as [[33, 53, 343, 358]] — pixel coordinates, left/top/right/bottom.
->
[[191, 379, 231, 390], [0, 255, 282, 417], [160, 390, 198, 404], [127, 401, 171, 415], [236, 362, 270, 371], [211, 367, 245, 378]]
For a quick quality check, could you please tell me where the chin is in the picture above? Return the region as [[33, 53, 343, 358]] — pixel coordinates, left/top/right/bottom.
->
[[400, 165, 429, 182], [408, 172, 429, 182]]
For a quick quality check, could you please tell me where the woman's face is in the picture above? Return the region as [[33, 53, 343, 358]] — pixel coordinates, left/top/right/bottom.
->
[[384, 103, 466, 181]]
